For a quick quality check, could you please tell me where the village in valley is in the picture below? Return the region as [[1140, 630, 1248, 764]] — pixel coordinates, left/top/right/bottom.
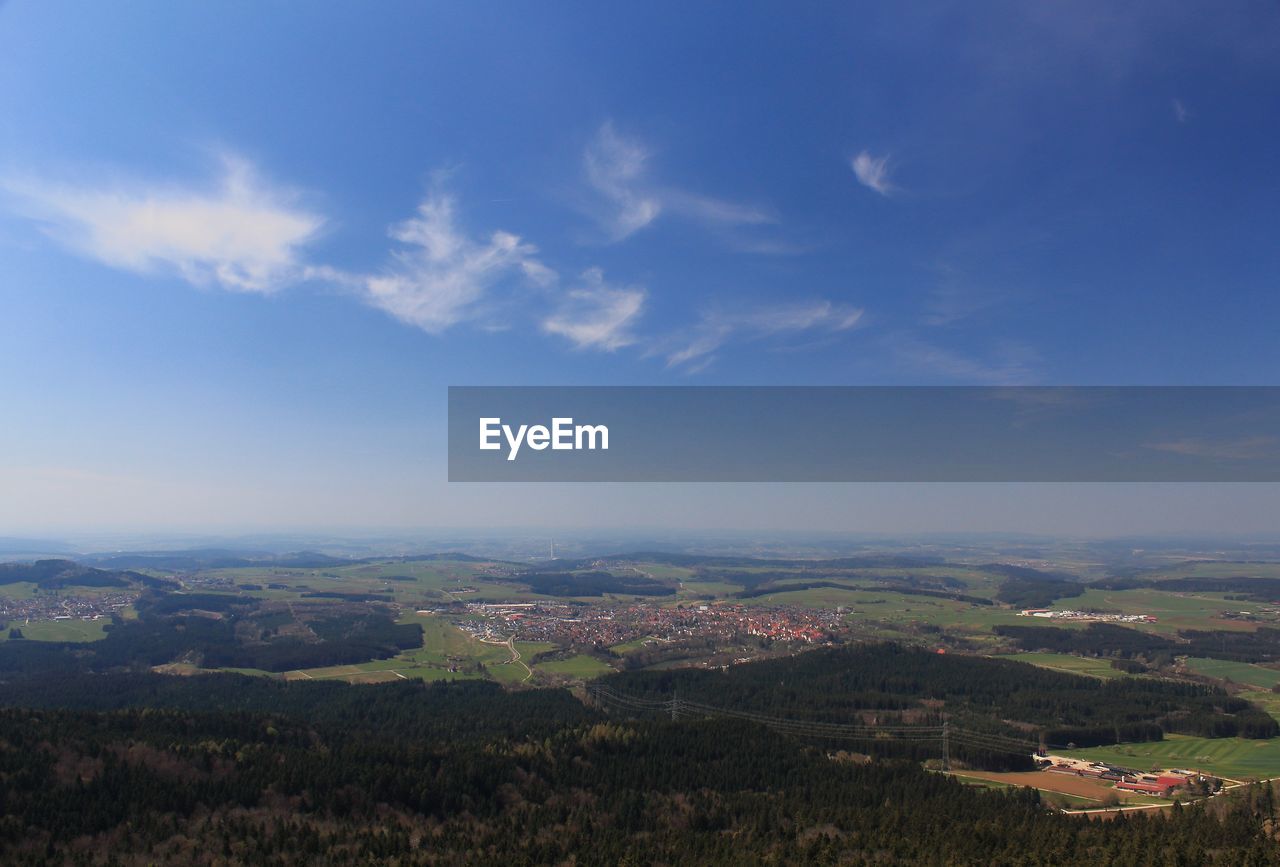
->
[[449, 600, 841, 647], [8, 543, 1280, 819], [0, 591, 136, 630]]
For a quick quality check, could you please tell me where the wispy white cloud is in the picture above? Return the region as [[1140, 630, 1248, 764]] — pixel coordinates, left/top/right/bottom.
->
[[2, 153, 851, 368], [1145, 435, 1277, 460], [721, 236, 816, 256], [583, 122, 773, 241], [3, 157, 323, 293], [583, 123, 663, 239], [920, 274, 1016, 328], [362, 194, 555, 334], [888, 334, 1038, 384], [662, 300, 864, 369], [981, 387, 1102, 429], [851, 150, 894, 196], [661, 189, 772, 226], [1172, 98, 1190, 123], [542, 268, 645, 351]]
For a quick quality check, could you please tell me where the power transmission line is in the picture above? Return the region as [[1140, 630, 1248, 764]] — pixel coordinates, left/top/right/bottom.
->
[[585, 684, 1048, 761], [942, 721, 950, 772]]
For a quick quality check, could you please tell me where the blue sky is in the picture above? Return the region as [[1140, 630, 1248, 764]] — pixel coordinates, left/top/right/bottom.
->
[[2, 1, 1279, 534]]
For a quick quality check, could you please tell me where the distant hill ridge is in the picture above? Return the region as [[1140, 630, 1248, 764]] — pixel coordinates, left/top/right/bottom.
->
[[552, 551, 945, 570], [0, 559, 171, 590], [80, 550, 496, 571]]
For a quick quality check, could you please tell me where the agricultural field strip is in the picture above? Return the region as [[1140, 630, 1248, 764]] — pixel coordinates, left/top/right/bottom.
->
[[1059, 735, 1280, 782]]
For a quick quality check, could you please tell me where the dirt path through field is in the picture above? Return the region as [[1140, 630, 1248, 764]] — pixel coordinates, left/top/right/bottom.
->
[[955, 770, 1140, 802]]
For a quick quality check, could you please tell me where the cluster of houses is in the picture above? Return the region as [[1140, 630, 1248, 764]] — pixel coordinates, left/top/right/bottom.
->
[[448, 600, 840, 647], [1036, 754, 1214, 798], [1018, 609, 1157, 624], [0, 592, 136, 625]]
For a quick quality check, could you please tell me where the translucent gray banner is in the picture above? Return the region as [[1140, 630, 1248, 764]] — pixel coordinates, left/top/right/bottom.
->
[[448, 386, 1280, 482]]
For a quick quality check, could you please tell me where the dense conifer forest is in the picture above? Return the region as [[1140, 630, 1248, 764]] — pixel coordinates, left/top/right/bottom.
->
[[1, 683, 1279, 865], [998, 621, 1280, 666], [0, 593, 422, 674], [608, 644, 1280, 751], [1, 645, 1279, 863]]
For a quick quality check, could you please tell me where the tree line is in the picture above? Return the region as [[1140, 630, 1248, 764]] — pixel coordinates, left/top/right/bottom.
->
[[0, 678, 1277, 864]]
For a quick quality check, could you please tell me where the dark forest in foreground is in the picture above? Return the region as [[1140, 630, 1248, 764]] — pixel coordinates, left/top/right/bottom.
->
[[1, 647, 1280, 864], [2, 702, 1278, 866]]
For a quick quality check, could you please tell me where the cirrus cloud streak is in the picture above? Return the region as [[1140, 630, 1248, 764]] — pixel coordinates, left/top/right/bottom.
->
[[3, 157, 324, 293], [362, 194, 555, 334], [662, 300, 864, 370], [542, 268, 646, 351]]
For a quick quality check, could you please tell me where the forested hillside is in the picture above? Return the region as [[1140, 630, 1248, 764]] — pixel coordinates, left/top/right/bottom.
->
[[998, 622, 1280, 666], [0, 559, 171, 590], [0, 592, 422, 674], [0, 678, 1278, 865], [605, 644, 1279, 761]]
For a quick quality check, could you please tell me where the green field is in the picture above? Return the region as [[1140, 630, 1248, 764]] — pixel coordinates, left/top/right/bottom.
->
[[949, 773, 1016, 791], [537, 654, 612, 679], [517, 640, 557, 658], [1004, 652, 1124, 679], [0, 582, 39, 600], [1241, 690, 1280, 725], [639, 565, 698, 581], [280, 613, 511, 684], [824, 591, 1028, 642], [1153, 563, 1280, 579], [162, 607, 613, 686], [1044, 588, 1250, 635], [486, 659, 531, 684], [1059, 735, 1280, 781], [610, 636, 657, 655], [1184, 657, 1280, 689], [677, 580, 742, 599], [284, 657, 485, 684], [219, 559, 539, 606], [1, 618, 109, 642]]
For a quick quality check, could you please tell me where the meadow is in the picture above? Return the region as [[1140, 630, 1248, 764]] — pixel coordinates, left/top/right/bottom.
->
[[1047, 587, 1252, 635], [0, 618, 110, 642], [1184, 657, 1280, 689], [1005, 651, 1125, 679], [272, 614, 592, 685], [537, 654, 613, 679], [1060, 734, 1280, 781]]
